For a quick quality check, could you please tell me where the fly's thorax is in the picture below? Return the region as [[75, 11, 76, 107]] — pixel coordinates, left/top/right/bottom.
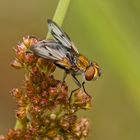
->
[[85, 62, 102, 81], [76, 54, 90, 72]]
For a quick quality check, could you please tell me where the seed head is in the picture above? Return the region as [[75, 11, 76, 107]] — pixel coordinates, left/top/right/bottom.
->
[[73, 89, 92, 109], [5, 36, 94, 140]]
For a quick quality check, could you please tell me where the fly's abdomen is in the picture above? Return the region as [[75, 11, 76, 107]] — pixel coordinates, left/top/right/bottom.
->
[[55, 57, 73, 70]]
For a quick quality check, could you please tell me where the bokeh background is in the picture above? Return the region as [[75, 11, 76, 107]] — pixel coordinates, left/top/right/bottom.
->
[[0, 0, 140, 139]]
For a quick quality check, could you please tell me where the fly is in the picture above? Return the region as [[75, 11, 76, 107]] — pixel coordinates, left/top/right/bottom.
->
[[31, 19, 102, 98]]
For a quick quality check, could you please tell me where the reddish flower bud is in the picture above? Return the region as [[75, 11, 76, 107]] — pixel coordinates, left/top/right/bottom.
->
[[23, 36, 39, 48], [53, 135, 64, 140], [10, 88, 22, 98], [48, 86, 57, 96], [0, 135, 5, 140], [31, 96, 40, 104], [24, 52, 37, 64], [16, 43, 26, 53], [41, 91, 48, 97], [32, 106, 42, 114], [40, 98, 48, 106], [6, 129, 23, 139], [41, 81, 48, 90], [60, 119, 70, 130], [10, 59, 23, 69]]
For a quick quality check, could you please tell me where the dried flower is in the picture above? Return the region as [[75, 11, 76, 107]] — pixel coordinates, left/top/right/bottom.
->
[[2, 36, 94, 140], [73, 89, 92, 109], [11, 59, 23, 69], [72, 118, 90, 138], [0, 135, 5, 140]]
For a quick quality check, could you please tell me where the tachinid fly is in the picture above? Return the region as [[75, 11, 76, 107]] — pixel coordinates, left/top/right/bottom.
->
[[31, 19, 101, 95]]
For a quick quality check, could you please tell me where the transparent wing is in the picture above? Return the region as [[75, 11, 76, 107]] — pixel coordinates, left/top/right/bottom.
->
[[31, 40, 67, 61], [48, 19, 79, 54]]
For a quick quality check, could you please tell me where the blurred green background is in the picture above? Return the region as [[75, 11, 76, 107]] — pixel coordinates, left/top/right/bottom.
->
[[0, 0, 140, 139]]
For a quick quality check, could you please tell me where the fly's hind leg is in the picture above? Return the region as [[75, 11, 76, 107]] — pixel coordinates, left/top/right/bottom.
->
[[69, 74, 81, 101], [62, 70, 69, 83]]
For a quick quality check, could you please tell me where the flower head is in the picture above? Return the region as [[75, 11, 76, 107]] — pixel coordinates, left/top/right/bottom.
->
[[2, 36, 93, 140]]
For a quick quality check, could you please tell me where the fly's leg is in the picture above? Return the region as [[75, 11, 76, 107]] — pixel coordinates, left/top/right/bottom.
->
[[72, 74, 81, 88], [69, 76, 91, 101], [69, 74, 81, 101], [62, 70, 70, 86], [62, 71, 68, 83], [82, 81, 91, 98]]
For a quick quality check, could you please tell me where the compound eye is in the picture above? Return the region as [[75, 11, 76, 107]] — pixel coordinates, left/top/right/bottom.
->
[[85, 66, 95, 81]]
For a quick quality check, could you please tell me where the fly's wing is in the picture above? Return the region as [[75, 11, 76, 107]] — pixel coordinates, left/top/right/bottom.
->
[[31, 40, 67, 61], [48, 19, 79, 54]]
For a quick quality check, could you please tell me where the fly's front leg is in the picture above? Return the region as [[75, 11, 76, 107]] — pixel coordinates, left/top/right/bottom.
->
[[69, 76, 91, 101], [82, 81, 91, 98]]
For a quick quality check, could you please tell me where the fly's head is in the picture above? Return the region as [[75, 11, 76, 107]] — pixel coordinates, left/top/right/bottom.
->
[[85, 62, 102, 81]]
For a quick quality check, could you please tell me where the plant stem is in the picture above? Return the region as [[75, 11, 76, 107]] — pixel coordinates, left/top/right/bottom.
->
[[46, 0, 71, 39], [14, 120, 23, 130]]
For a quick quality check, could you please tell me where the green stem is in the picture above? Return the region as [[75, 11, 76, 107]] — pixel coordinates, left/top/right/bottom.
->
[[14, 120, 23, 130], [14, 0, 71, 130], [46, 0, 71, 39]]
